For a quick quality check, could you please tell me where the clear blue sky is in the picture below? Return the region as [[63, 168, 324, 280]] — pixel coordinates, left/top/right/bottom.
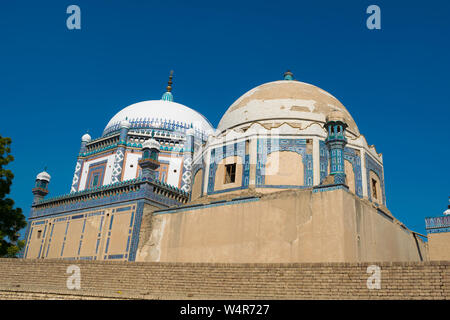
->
[[1, 0, 449, 236]]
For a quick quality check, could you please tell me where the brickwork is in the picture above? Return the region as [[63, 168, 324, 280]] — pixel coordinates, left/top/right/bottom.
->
[[0, 259, 448, 300]]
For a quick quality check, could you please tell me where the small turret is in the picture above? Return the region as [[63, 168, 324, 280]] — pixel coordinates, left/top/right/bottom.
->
[[32, 170, 51, 203], [138, 139, 161, 180], [119, 118, 131, 145], [324, 111, 348, 185], [80, 132, 91, 153]]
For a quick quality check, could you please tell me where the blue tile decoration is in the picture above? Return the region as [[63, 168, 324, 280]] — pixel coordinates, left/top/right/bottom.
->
[[365, 153, 386, 205], [207, 141, 249, 194], [102, 117, 209, 142], [70, 159, 84, 193], [344, 147, 363, 198], [425, 216, 450, 234], [29, 179, 187, 219], [128, 200, 145, 261], [22, 177, 188, 260], [181, 133, 195, 193], [45, 224, 55, 258], [319, 140, 328, 183]]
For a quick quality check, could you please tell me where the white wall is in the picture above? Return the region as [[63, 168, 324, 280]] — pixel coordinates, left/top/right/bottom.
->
[[122, 152, 142, 180], [159, 155, 183, 187]]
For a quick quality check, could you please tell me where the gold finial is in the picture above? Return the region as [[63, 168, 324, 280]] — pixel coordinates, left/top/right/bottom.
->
[[166, 70, 174, 92]]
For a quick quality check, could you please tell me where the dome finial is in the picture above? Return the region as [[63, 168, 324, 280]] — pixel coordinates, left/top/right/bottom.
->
[[167, 70, 173, 92], [283, 70, 294, 80], [161, 70, 174, 102]]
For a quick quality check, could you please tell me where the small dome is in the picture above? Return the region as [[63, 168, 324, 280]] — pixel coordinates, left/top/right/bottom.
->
[[81, 133, 91, 143], [36, 171, 51, 182], [103, 100, 213, 136], [120, 118, 131, 129], [217, 80, 359, 136], [161, 92, 173, 102], [142, 138, 160, 150], [326, 110, 347, 123]]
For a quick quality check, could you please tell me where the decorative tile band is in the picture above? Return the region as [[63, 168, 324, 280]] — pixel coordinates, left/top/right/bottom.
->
[[319, 140, 328, 184], [425, 216, 450, 230], [427, 227, 450, 234], [365, 153, 386, 205], [207, 141, 248, 194], [102, 118, 209, 141], [344, 147, 363, 198]]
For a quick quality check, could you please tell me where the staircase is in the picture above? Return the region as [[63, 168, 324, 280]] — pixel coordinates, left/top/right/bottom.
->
[[0, 259, 448, 299]]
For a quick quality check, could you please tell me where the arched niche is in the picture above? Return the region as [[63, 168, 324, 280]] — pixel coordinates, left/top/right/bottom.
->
[[191, 169, 203, 200], [344, 159, 355, 194], [369, 170, 383, 205], [264, 151, 304, 186]]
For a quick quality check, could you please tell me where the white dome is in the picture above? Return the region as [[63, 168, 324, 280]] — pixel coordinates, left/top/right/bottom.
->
[[36, 171, 51, 182], [217, 80, 359, 136], [142, 138, 160, 150], [103, 100, 213, 136], [81, 133, 91, 142]]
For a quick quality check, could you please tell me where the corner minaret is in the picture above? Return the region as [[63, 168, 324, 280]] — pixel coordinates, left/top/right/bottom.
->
[[161, 70, 174, 102], [32, 170, 51, 204], [181, 127, 195, 193], [110, 119, 130, 184], [138, 138, 161, 180], [70, 132, 91, 193], [324, 111, 348, 185]]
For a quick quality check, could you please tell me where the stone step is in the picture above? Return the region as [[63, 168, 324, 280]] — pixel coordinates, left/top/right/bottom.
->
[[0, 259, 448, 299]]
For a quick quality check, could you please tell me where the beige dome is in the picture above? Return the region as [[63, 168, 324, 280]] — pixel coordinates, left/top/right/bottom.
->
[[217, 80, 359, 136]]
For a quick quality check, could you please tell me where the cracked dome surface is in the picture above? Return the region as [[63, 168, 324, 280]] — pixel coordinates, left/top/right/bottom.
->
[[217, 80, 359, 136]]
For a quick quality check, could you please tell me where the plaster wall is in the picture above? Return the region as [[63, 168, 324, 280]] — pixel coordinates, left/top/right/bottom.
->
[[137, 188, 426, 263], [24, 203, 139, 261], [265, 151, 303, 186], [428, 232, 450, 261], [160, 155, 182, 187], [122, 152, 141, 180], [191, 169, 203, 201], [345, 159, 355, 194]]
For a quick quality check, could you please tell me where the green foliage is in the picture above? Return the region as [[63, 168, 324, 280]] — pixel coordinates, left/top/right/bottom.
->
[[0, 135, 26, 257]]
